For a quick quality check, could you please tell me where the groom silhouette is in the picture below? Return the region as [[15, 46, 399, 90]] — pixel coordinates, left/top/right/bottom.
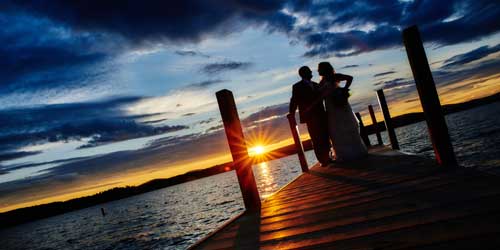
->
[[289, 66, 331, 166]]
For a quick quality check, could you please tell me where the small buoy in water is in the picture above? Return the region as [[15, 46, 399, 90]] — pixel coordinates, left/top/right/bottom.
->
[[101, 207, 106, 217]]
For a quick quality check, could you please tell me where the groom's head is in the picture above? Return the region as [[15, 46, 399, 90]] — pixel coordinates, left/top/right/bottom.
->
[[298, 66, 312, 81]]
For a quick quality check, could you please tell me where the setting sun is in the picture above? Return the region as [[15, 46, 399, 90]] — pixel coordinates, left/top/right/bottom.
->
[[249, 145, 266, 156]]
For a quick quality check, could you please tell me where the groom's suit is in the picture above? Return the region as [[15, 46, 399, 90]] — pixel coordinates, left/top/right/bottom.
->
[[289, 79, 331, 164]]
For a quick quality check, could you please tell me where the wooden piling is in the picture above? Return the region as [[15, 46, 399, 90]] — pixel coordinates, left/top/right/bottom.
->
[[355, 112, 371, 147], [287, 114, 309, 172], [216, 89, 261, 212], [376, 89, 400, 150], [403, 25, 457, 167], [368, 104, 384, 145]]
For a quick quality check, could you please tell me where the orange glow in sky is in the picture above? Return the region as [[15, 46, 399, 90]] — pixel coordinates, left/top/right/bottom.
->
[[2, 75, 499, 213], [249, 145, 266, 156]]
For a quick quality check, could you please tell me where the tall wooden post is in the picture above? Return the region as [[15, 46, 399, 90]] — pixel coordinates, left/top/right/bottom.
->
[[355, 112, 371, 147], [376, 89, 400, 150], [368, 105, 383, 145], [287, 114, 309, 172], [216, 89, 261, 212], [403, 26, 457, 167]]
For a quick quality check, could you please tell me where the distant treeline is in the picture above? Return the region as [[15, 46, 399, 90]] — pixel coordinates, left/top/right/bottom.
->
[[364, 92, 500, 134], [0, 141, 313, 229], [1, 92, 498, 229]]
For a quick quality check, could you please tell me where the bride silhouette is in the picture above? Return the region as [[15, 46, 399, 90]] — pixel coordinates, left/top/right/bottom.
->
[[318, 62, 368, 162]]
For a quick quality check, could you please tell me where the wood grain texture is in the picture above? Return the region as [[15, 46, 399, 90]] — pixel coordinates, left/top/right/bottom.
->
[[190, 147, 500, 250]]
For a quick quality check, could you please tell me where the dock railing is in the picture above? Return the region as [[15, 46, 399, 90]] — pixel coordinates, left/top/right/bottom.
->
[[355, 25, 457, 167]]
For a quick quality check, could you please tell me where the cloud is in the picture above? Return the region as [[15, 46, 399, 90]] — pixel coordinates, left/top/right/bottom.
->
[[341, 65, 359, 69], [0, 12, 113, 94], [241, 103, 289, 126], [374, 71, 396, 77], [141, 118, 169, 125], [2, 0, 498, 69], [185, 79, 226, 89], [0, 100, 302, 206], [201, 61, 253, 75], [0, 151, 41, 162], [303, 25, 402, 57], [1, 1, 293, 45], [125, 88, 217, 121], [374, 77, 413, 91], [441, 44, 500, 68], [0, 1, 291, 101], [379, 54, 500, 100], [2, 0, 498, 99], [290, 0, 500, 57], [0, 96, 189, 152], [198, 118, 215, 124], [174, 50, 210, 58]]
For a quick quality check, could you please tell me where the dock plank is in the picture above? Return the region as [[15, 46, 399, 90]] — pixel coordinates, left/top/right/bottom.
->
[[190, 148, 500, 249]]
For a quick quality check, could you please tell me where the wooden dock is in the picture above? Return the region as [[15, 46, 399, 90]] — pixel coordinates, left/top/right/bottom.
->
[[191, 147, 500, 249]]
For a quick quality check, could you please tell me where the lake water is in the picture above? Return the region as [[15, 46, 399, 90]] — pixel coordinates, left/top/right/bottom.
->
[[1, 102, 499, 250]]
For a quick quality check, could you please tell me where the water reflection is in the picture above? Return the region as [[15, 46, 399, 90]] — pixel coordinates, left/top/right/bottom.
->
[[257, 162, 277, 199]]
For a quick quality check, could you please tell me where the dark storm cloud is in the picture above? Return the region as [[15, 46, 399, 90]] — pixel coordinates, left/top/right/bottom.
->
[[295, 0, 500, 57], [2, 0, 499, 65], [201, 61, 253, 75], [441, 44, 500, 68], [2, 0, 498, 92], [0, 12, 112, 92], [0, 46, 107, 89], [0, 97, 188, 154], [0, 1, 293, 94], [374, 71, 396, 77], [303, 25, 402, 57], [1, 0, 293, 45]]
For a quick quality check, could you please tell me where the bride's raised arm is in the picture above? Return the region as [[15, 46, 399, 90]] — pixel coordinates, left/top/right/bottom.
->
[[334, 73, 353, 89]]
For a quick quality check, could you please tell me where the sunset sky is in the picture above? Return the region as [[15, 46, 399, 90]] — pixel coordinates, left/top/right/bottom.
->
[[1, 0, 499, 212]]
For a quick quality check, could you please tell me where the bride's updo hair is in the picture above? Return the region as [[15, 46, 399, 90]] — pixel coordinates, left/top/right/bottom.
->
[[318, 62, 334, 77]]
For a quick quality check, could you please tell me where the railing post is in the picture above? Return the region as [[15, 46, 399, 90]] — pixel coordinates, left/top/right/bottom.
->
[[376, 89, 400, 150], [355, 112, 371, 147], [286, 114, 309, 172], [368, 105, 383, 145], [216, 89, 261, 212], [403, 25, 457, 167]]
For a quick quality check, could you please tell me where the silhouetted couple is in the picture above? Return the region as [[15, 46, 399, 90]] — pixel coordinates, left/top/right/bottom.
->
[[289, 62, 367, 166]]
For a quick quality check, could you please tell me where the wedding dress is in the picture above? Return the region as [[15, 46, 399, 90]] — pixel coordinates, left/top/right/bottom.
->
[[323, 80, 368, 161]]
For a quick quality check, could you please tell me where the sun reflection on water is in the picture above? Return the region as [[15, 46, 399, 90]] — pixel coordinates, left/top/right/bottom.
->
[[257, 162, 276, 199]]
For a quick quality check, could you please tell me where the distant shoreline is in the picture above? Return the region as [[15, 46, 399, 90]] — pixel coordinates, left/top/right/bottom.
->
[[1, 92, 499, 229]]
